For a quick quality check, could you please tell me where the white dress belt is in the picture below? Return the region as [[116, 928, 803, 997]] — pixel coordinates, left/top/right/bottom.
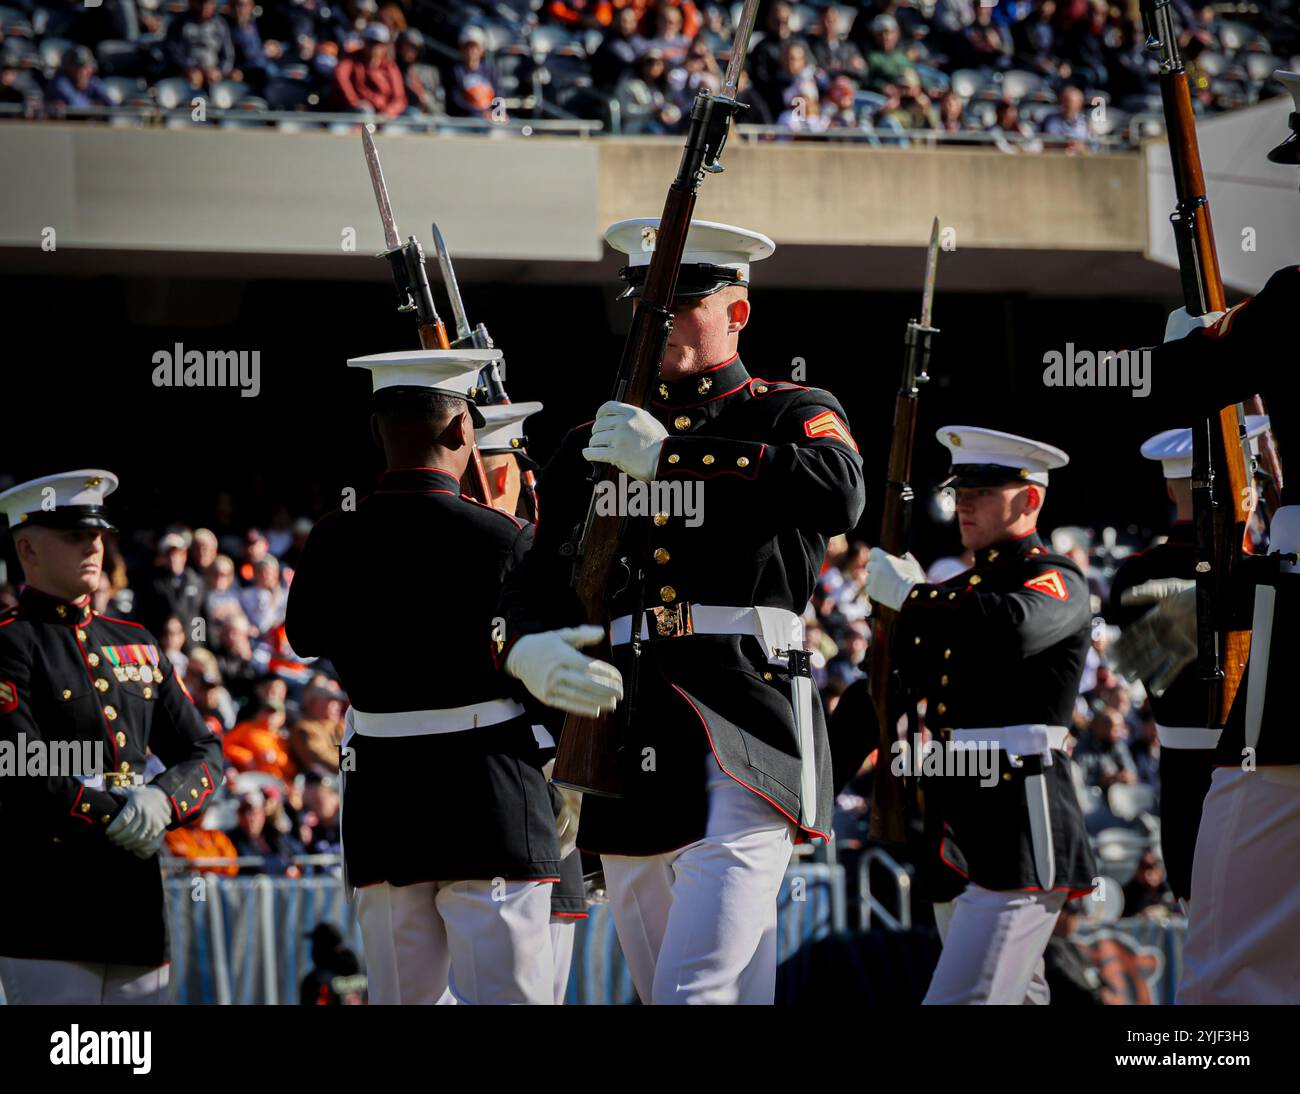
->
[[951, 724, 1070, 764], [1155, 724, 1223, 750], [610, 604, 804, 665], [350, 698, 526, 738]]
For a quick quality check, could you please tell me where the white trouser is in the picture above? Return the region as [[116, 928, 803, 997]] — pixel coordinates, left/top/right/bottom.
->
[[600, 754, 795, 1005], [0, 957, 169, 1004], [550, 919, 577, 1005], [355, 878, 555, 1004], [924, 886, 1065, 1004], [1178, 765, 1300, 1004]]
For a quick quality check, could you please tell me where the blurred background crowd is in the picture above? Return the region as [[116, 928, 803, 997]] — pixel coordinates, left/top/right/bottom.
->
[[1, 0, 1296, 147]]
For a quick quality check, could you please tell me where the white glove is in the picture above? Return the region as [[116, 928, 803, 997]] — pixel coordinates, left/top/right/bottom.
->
[[1164, 307, 1225, 343], [1111, 578, 1197, 697], [105, 784, 173, 852], [866, 547, 926, 611], [505, 625, 624, 717], [129, 828, 169, 860], [582, 401, 667, 483]]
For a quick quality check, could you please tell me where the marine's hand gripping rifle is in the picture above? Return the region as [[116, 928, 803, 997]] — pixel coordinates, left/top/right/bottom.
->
[[550, 0, 763, 796]]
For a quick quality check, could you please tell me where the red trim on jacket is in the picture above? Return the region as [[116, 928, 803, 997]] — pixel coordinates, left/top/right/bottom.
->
[[661, 668, 831, 843], [68, 783, 93, 826], [93, 612, 147, 629], [551, 910, 590, 920], [459, 493, 524, 529]]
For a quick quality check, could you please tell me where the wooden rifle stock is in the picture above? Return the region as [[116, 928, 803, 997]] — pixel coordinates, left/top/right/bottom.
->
[[868, 320, 933, 843], [1143, 0, 1269, 723]]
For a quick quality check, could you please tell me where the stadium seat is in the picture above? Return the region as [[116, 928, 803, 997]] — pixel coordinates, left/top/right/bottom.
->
[[96, 39, 144, 78], [103, 75, 148, 105], [913, 63, 950, 94], [153, 76, 194, 111], [262, 78, 314, 111], [999, 68, 1046, 103], [1196, 50, 1227, 78], [1, 13, 32, 39], [278, 63, 310, 82], [557, 85, 618, 132], [530, 24, 582, 57], [37, 35, 73, 73], [1107, 781, 1156, 822], [540, 49, 592, 96], [493, 46, 533, 99], [789, 3, 818, 33], [211, 79, 248, 110], [1216, 20, 1260, 54], [1093, 827, 1150, 886], [1244, 52, 1280, 85], [948, 68, 986, 100], [1019, 101, 1054, 126]]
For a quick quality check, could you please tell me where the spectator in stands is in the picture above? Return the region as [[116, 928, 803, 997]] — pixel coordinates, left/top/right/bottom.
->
[[190, 527, 219, 585], [450, 24, 501, 120], [592, 5, 642, 91], [957, 1, 1013, 71], [930, 0, 978, 36], [227, 788, 303, 876], [1012, 0, 1070, 85], [238, 527, 270, 584], [396, 29, 442, 116], [616, 49, 682, 134], [808, 3, 866, 83], [297, 772, 342, 855], [140, 531, 206, 638], [1041, 900, 1104, 1003], [223, 674, 296, 780], [332, 0, 379, 53], [289, 678, 346, 774], [696, 3, 731, 55], [227, 0, 280, 93], [1041, 83, 1091, 151], [1063, 0, 1111, 91], [205, 553, 242, 623], [46, 46, 114, 110], [637, 1, 692, 65], [862, 14, 914, 95], [376, 1, 406, 38], [669, 36, 721, 111], [1122, 850, 1177, 918], [778, 79, 828, 134], [163, 822, 240, 876], [240, 555, 286, 636], [773, 39, 820, 122], [935, 88, 968, 138], [334, 23, 407, 116], [988, 96, 1043, 153], [1131, 706, 1160, 792], [1073, 707, 1138, 791], [93, 541, 134, 617], [184, 647, 237, 735], [161, 614, 190, 680], [1106, 15, 1159, 104], [0, 53, 31, 112], [214, 613, 266, 704], [300, 923, 365, 1004], [748, 0, 802, 117], [165, 0, 237, 90], [823, 75, 865, 131]]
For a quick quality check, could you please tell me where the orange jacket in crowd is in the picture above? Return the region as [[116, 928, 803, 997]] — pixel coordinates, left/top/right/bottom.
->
[[545, 0, 700, 37], [165, 826, 240, 876], [223, 715, 297, 782], [334, 54, 408, 117]]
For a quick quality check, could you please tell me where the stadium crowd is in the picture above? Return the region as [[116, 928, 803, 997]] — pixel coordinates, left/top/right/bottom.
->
[[1, 0, 1295, 148], [0, 489, 1179, 916]]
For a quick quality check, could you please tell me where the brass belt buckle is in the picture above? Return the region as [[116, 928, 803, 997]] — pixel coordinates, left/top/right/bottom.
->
[[648, 602, 693, 639]]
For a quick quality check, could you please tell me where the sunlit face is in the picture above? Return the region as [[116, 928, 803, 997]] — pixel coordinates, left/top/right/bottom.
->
[[659, 286, 750, 378], [953, 483, 1037, 551], [17, 527, 104, 599]]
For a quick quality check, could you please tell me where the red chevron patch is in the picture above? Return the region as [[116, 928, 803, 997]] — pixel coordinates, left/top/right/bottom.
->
[[803, 410, 859, 453], [0, 679, 17, 715], [1023, 570, 1068, 600]]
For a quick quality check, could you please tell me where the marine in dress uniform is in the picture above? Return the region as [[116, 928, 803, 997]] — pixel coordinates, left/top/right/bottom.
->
[[868, 428, 1098, 1005], [0, 471, 222, 1004], [1106, 71, 1300, 1002], [283, 350, 561, 1005], [498, 220, 867, 1004], [1108, 418, 1270, 905], [479, 399, 589, 1004]]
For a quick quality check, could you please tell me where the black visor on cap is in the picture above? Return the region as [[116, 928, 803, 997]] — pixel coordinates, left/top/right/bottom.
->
[[938, 464, 1034, 489], [9, 506, 118, 534], [617, 262, 746, 301], [1267, 115, 1300, 164]]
